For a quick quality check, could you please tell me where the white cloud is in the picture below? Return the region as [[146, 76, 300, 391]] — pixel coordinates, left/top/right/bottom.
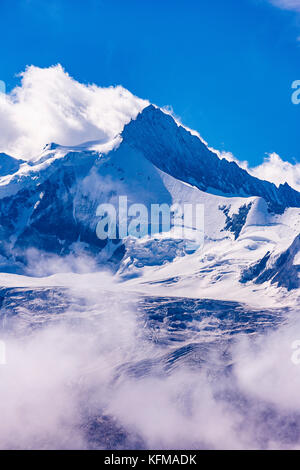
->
[[268, 0, 300, 12], [0, 64, 148, 160], [248, 152, 300, 191]]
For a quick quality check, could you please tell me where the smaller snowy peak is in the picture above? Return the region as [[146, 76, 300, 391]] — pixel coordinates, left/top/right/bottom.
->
[[0, 153, 25, 177], [42, 143, 61, 152], [42, 139, 110, 152], [240, 234, 300, 291], [34, 136, 122, 165]]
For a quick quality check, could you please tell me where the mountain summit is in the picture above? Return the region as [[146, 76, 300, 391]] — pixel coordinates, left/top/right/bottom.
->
[[123, 105, 300, 213]]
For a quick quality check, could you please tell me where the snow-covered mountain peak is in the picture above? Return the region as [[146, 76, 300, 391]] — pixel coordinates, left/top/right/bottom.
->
[[0, 153, 25, 177], [122, 105, 300, 213], [0, 100, 299, 301]]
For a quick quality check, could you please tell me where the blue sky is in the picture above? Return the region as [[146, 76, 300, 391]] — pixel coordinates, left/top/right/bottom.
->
[[0, 0, 299, 166]]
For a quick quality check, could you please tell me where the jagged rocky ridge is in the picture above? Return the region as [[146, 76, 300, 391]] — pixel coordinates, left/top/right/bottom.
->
[[123, 106, 300, 213]]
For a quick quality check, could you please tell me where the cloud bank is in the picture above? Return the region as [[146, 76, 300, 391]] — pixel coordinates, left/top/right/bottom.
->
[[1, 280, 300, 449], [0, 65, 148, 160]]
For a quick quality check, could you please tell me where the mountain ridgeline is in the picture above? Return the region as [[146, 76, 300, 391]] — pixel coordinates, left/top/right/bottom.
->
[[123, 105, 300, 213]]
